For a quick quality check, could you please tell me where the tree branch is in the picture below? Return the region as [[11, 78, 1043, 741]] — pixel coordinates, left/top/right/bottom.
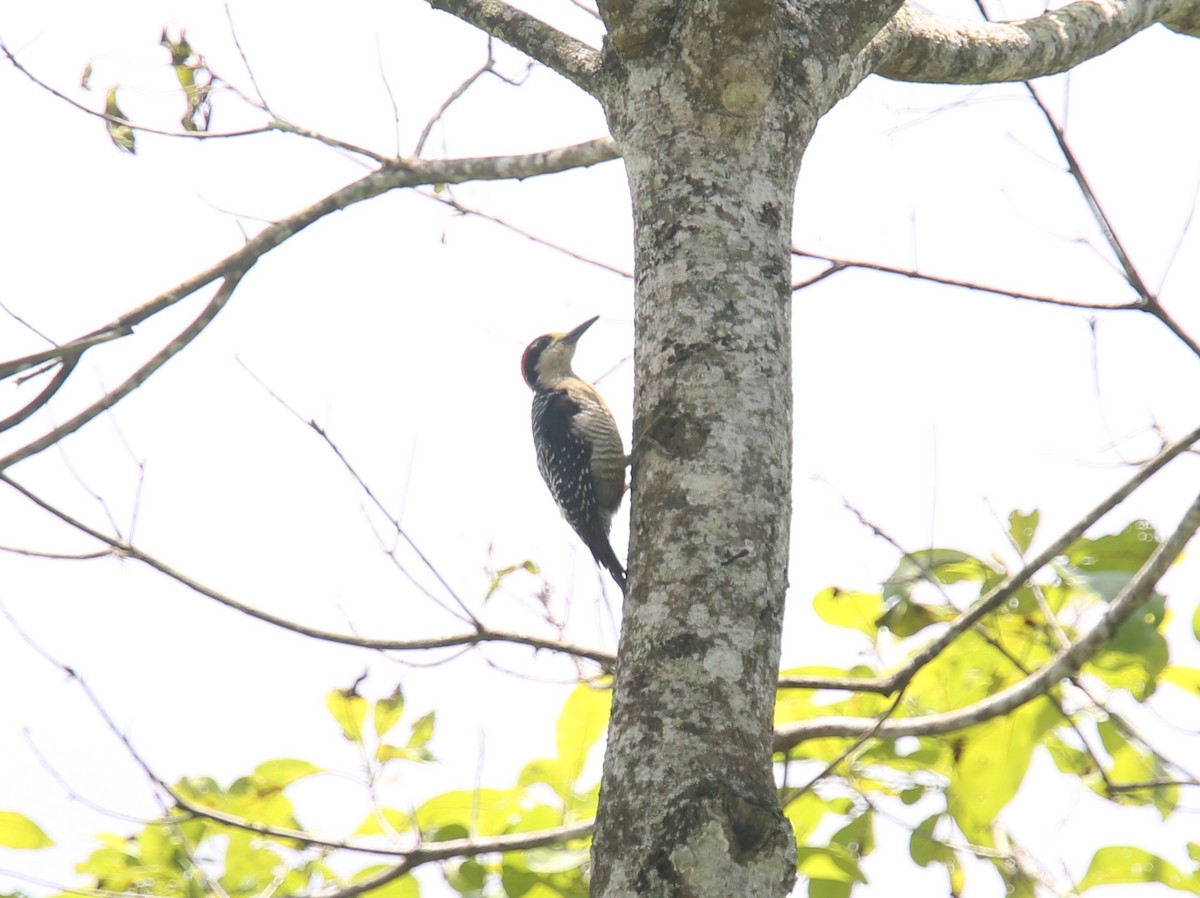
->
[[778, 420, 1200, 694], [425, 0, 602, 95], [776, 484, 1200, 748], [0, 274, 244, 472], [0, 138, 618, 470], [790, 246, 1139, 309], [870, 0, 1186, 84], [2, 600, 594, 894], [0, 473, 616, 667]]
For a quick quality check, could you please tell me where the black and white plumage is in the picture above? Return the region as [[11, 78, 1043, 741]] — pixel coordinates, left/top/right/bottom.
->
[[521, 316, 627, 591]]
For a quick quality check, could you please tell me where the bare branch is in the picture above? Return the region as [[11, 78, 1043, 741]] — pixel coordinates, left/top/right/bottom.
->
[[425, 0, 602, 94], [0, 354, 79, 434], [778, 421, 1200, 694], [776, 484, 1200, 748], [426, 190, 633, 278], [0, 274, 244, 472], [0, 323, 132, 381], [238, 360, 479, 627], [415, 39, 503, 156], [223, 3, 271, 110], [790, 247, 1136, 310], [0, 137, 618, 471], [870, 0, 1180, 84], [0, 473, 615, 666]]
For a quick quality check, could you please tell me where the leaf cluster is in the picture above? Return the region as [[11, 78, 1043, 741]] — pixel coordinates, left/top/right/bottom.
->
[[775, 512, 1198, 897], [7, 514, 1199, 898]]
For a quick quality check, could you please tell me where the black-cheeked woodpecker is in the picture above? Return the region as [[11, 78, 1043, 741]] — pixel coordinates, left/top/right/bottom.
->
[[521, 316, 627, 592]]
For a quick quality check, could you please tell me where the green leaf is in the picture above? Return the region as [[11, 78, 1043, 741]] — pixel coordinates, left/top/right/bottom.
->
[[1086, 591, 1167, 700], [1042, 733, 1096, 778], [353, 866, 421, 898], [374, 685, 406, 739], [876, 597, 951, 638], [884, 549, 994, 603], [0, 811, 53, 849], [1162, 666, 1200, 695], [812, 587, 884, 635], [251, 758, 322, 792], [1097, 719, 1176, 815], [417, 789, 524, 837], [104, 87, 135, 154], [354, 808, 412, 836], [783, 791, 840, 844], [809, 880, 852, 898], [404, 711, 436, 761], [556, 684, 611, 787], [1079, 846, 1200, 893], [446, 858, 486, 893], [910, 815, 965, 896], [830, 811, 874, 860], [524, 845, 590, 874], [1008, 509, 1040, 554], [222, 830, 281, 893], [485, 560, 539, 600], [948, 697, 1059, 842], [326, 686, 368, 743], [502, 863, 538, 898], [795, 845, 866, 884]]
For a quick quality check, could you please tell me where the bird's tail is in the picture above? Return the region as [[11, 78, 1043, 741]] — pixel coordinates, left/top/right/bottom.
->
[[585, 529, 627, 593]]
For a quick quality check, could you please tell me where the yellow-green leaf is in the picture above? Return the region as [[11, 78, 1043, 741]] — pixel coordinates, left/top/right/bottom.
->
[[374, 685, 405, 739], [403, 711, 436, 761], [326, 686, 367, 743], [1163, 666, 1200, 695], [1008, 509, 1039, 554], [947, 697, 1059, 843], [556, 684, 611, 787], [251, 758, 321, 792], [795, 845, 866, 884], [1079, 846, 1200, 893], [354, 808, 412, 836], [104, 87, 135, 154], [352, 867, 421, 898], [0, 811, 53, 849], [812, 587, 884, 635]]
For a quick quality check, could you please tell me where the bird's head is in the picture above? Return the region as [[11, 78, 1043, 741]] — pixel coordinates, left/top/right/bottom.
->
[[521, 316, 598, 390]]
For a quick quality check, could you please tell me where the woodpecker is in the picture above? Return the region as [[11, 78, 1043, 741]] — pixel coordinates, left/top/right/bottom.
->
[[521, 316, 627, 592]]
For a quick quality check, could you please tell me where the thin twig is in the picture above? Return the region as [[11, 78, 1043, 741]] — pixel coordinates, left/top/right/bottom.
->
[[414, 39, 497, 157], [0, 273, 245, 472], [237, 359, 478, 627], [789, 247, 1136, 310], [0, 354, 78, 433], [777, 484, 1200, 746], [779, 421, 1200, 693], [223, 3, 271, 111], [0, 472, 614, 665], [423, 189, 632, 278]]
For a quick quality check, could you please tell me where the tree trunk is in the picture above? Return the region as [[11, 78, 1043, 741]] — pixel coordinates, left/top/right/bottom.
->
[[588, 5, 847, 893], [590, 124, 804, 896]]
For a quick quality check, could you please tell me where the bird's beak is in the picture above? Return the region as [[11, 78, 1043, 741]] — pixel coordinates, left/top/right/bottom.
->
[[561, 316, 600, 345]]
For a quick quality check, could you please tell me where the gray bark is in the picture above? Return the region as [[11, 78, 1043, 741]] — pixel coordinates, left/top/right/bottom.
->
[[589, 3, 898, 895]]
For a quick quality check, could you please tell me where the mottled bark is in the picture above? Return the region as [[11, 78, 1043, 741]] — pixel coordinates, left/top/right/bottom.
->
[[588, 3, 898, 895]]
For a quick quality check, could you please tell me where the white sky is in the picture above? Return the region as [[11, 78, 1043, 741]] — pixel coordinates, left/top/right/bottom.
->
[[1, 1, 1199, 896]]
